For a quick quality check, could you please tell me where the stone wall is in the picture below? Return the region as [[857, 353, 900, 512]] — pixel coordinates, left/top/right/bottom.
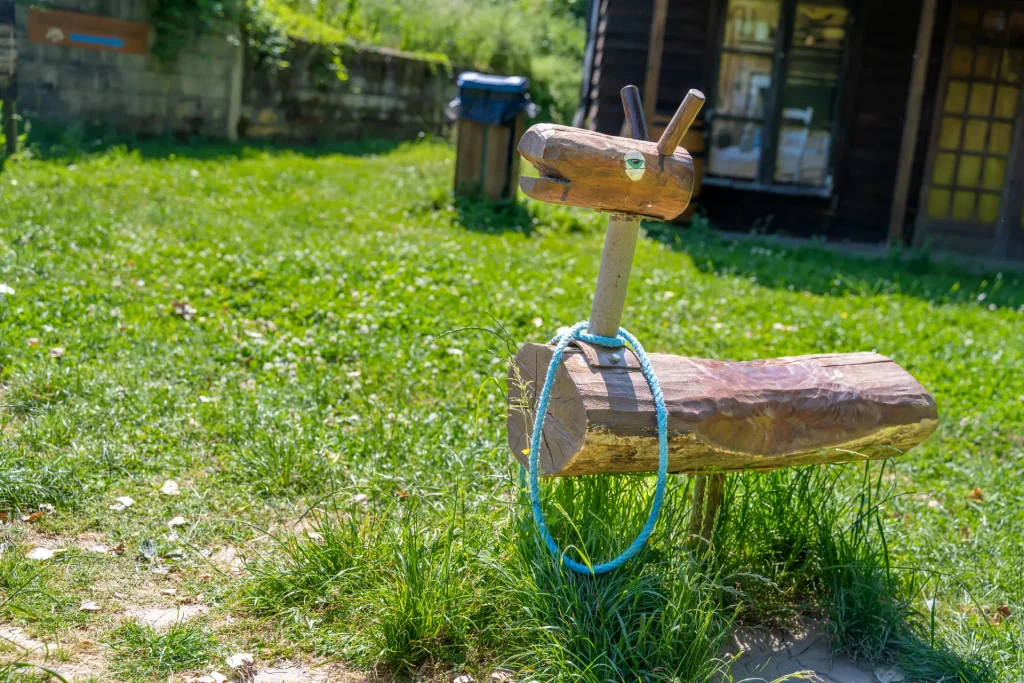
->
[[240, 42, 457, 143], [14, 0, 241, 139], [10, 1, 456, 143]]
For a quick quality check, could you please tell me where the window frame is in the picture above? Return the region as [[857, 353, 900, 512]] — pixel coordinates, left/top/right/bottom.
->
[[703, 0, 856, 198]]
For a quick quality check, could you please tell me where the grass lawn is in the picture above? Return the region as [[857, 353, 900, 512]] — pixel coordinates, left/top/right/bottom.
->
[[0, 139, 1022, 682]]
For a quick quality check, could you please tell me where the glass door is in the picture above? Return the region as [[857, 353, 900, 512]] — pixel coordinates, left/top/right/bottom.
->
[[773, 3, 848, 186], [707, 0, 850, 191], [709, 0, 781, 179]]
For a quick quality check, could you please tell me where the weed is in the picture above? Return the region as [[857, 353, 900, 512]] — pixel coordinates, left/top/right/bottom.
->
[[106, 620, 217, 681]]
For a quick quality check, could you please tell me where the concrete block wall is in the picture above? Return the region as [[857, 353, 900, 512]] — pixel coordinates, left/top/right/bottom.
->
[[14, 0, 241, 139], [11, 0, 455, 142], [241, 42, 458, 143]]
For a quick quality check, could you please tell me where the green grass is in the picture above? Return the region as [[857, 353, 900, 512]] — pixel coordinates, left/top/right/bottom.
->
[[106, 620, 217, 680], [0, 139, 1022, 681]]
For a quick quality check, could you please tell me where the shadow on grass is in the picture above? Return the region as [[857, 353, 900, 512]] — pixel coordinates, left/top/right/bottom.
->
[[645, 221, 1024, 310], [15, 122, 417, 163], [452, 194, 536, 236]]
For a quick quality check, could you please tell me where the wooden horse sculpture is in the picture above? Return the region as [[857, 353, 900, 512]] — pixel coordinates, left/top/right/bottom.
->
[[508, 86, 938, 543]]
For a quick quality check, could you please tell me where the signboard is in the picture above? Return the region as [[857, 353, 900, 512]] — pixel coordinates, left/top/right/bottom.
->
[[0, 1, 14, 96], [28, 8, 148, 55]]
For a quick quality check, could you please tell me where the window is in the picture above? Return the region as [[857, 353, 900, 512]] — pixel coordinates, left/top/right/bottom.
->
[[923, 6, 1024, 227], [707, 0, 850, 192]]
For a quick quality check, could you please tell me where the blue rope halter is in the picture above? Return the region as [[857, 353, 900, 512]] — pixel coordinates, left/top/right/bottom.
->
[[526, 320, 669, 575]]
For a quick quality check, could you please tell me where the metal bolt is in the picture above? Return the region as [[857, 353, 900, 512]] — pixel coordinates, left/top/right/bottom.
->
[[609, 353, 621, 364]]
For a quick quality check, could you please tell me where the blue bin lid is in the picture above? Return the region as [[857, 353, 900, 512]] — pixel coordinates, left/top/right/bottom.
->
[[457, 72, 530, 94]]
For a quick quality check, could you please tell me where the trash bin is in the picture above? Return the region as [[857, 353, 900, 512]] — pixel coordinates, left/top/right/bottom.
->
[[450, 72, 534, 201]]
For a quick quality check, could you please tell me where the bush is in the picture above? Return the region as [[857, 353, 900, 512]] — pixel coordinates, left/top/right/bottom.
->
[[254, 0, 586, 123]]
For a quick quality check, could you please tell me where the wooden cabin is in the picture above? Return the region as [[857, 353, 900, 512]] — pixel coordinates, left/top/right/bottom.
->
[[577, 0, 1024, 261]]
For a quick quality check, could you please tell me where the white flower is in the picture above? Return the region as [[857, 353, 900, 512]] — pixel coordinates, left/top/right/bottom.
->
[[0, 283, 14, 296], [226, 653, 254, 668], [167, 516, 187, 528], [110, 496, 135, 511], [27, 547, 56, 560]]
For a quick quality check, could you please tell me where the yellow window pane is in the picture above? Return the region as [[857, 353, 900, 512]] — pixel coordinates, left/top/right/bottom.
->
[[975, 47, 1000, 79], [969, 84, 994, 115], [940, 117, 963, 148], [952, 191, 976, 220], [933, 152, 957, 184], [951, 46, 974, 76], [995, 86, 1019, 118], [722, 0, 782, 51], [957, 155, 982, 186], [928, 189, 951, 218], [1002, 50, 1024, 82], [963, 120, 988, 151], [989, 121, 1013, 153], [946, 81, 969, 112], [983, 157, 1006, 189], [977, 193, 1001, 223], [793, 5, 847, 50]]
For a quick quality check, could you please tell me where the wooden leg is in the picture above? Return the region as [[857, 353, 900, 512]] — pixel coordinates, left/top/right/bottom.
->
[[686, 475, 707, 541], [688, 473, 725, 549]]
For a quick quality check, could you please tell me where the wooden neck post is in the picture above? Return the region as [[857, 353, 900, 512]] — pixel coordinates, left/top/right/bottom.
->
[[587, 86, 650, 338]]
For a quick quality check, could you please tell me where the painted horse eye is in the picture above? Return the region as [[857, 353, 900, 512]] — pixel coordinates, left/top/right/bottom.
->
[[623, 151, 647, 180]]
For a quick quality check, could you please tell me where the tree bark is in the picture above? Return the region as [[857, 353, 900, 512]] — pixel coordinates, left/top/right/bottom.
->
[[507, 343, 938, 477]]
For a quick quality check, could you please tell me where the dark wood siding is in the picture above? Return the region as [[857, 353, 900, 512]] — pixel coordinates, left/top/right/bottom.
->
[[589, 0, 652, 134], [829, 0, 941, 241], [591, 0, 945, 243], [903, 0, 953, 239], [654, 0, 715, 113]]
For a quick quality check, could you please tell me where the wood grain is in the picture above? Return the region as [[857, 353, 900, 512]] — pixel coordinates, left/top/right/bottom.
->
[[642, 0, 669, 123], [656, 89, 706, 156], [507, 344, 938, 477], [455, 119, 485, 195], [517, 123, 695, 220], [620, 85, 649, 142], [887, 0, 937, 245]]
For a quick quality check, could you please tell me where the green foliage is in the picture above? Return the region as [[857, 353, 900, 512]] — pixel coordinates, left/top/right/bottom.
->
[[148, 0, 240, 62], [254, 0, 585, 122]]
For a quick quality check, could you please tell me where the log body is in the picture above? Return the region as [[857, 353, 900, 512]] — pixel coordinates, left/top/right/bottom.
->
[[507, 344, 938, 477], [517, 124, 695, 220]]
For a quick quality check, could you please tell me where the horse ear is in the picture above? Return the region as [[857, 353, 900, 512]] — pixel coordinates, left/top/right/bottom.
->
[[620, 85, 649, 142], [656, 89, 706, 156]]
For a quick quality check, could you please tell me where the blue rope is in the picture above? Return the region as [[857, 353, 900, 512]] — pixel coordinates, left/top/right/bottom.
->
[[527, 320, 669, 575]]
